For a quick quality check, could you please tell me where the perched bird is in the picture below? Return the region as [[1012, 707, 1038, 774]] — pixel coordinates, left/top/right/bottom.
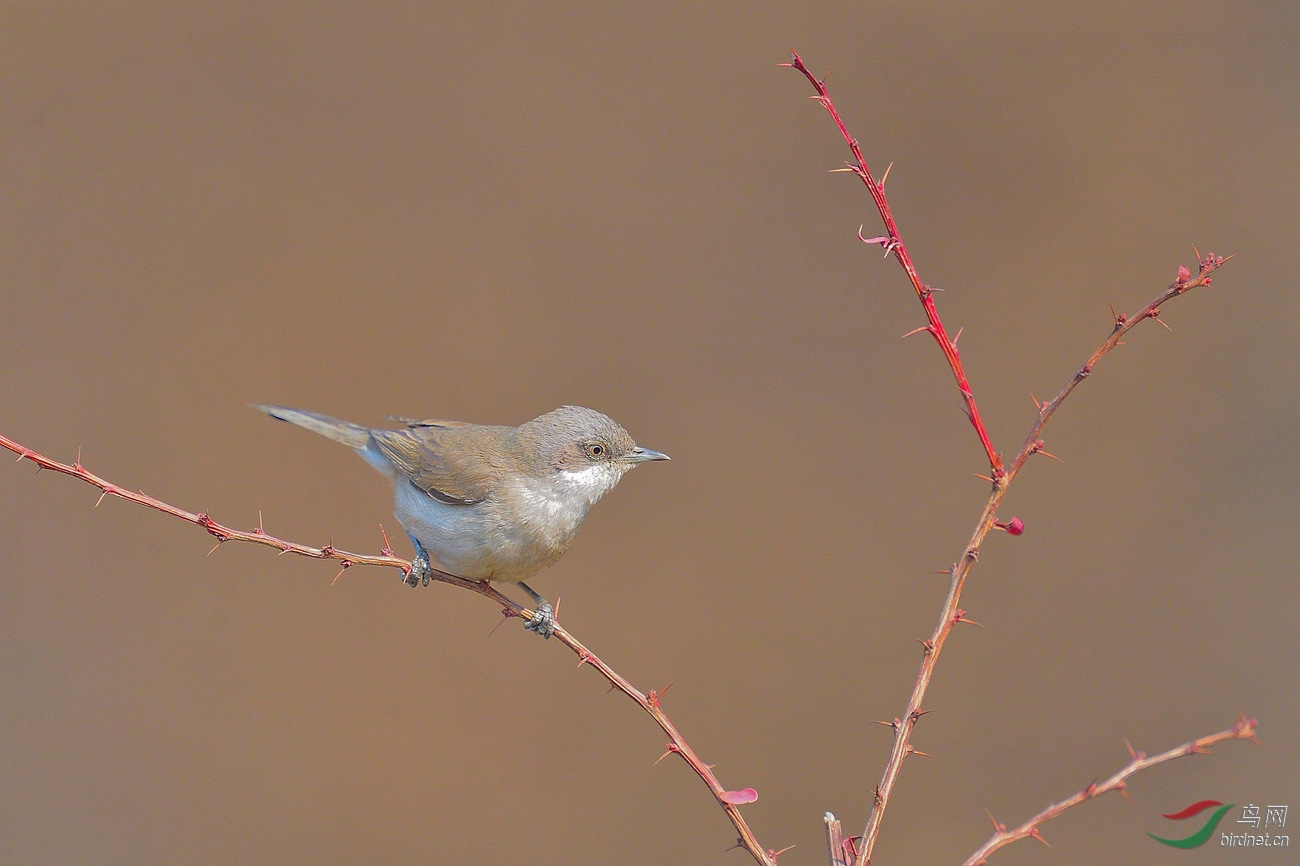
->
[[252, 404, 668, 637]]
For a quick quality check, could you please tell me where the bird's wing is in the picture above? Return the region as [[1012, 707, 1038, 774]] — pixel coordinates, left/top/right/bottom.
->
[[369, 425, 502, 505], [383, 415, 475, 429]]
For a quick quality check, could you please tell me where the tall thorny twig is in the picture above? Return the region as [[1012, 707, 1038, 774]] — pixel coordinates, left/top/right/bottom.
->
[[779, 54, 1001, 479], [784, 50, 1237, 866]]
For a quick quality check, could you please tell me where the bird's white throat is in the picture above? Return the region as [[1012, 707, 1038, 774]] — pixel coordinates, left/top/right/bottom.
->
[[508, 463, 626, 540]]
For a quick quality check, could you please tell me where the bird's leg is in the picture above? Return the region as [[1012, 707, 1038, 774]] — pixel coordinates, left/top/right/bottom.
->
[[518, 582, 555, 639], [404, 533, 432, 588]]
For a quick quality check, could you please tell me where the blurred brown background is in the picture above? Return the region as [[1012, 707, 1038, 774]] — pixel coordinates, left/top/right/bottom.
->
[[1, 3, 1296, 865]]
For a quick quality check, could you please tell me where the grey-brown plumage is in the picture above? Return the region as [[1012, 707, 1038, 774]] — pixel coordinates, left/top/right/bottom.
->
[[252, 404, 668, 636]]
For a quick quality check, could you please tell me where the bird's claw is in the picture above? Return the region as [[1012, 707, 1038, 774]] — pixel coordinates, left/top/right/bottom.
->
[[523, 601, 555, 639], [405, 550, 431, 588]]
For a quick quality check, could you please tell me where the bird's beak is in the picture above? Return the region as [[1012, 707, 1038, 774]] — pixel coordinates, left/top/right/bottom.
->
[[626, 446, 670, 463]]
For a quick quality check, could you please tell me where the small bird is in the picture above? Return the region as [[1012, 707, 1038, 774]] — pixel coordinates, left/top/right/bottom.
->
[[252, 404, 668, 637]]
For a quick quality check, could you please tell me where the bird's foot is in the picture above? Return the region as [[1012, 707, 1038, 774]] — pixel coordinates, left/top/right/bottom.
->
[[519, 582, 555, 639], [523, 601, 555, 639], [403, 534, 434, 587], [405, 546, 431, 588]]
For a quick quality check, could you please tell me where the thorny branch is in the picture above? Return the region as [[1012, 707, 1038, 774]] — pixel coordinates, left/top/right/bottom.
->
[[850, 250, 1232, 866], [823, 717, 1259, 866], [962, 716, 1259, 866], [0, 432, 778, 866], [782, 51, 1001, 479], [785, 50, 1235, 866]]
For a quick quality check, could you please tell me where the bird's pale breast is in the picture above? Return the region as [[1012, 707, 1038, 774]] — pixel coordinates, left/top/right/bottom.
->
[[392, 462, 624, 583]]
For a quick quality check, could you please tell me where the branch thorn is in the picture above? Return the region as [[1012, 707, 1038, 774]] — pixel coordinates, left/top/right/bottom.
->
[[331, 561, 352, 585], [879, 161, 894, 186], [487, 614, 511, 638], [1029, 440, 1060, 461], [858, 227, 891, 247], [654, 744, 681, 765]]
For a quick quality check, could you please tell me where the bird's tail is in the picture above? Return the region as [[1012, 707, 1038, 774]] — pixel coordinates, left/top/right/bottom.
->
[[251, 404, 372, 450]]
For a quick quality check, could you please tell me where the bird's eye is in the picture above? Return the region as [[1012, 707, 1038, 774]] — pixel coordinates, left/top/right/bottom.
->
[[585, 443, 605, 458]]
